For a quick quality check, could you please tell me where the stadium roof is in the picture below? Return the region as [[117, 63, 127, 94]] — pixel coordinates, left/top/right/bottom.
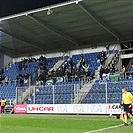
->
[[0, 0, 133, 57]]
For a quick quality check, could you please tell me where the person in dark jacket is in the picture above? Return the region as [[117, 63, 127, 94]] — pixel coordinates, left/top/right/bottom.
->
[[99, 66, 104, 80]]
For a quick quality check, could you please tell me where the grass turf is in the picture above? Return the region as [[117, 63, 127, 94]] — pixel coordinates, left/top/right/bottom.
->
[[0, 114, 133, 133]]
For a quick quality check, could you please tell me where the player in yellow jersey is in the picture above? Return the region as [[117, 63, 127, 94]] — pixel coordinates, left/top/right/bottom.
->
[[1, 98, 6, 113], [121, 87, 133, 126]]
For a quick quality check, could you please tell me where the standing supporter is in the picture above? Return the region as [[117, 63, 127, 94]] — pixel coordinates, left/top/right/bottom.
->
[[24, 73, 30, 84], [19, 62, 23, 71], [82, 63, 90, 82], [72, 67, 76, 75], [104, 66, 110, 80], [79, 56, 85, 71], [106, 45, 109, 55], [0, 73, 4, 84], [110, 64, 115, 74], [99, 66, 104, 80], [67, 58, 73, 72], [1, 98, 6, 113], [123, 65, 126, 78]]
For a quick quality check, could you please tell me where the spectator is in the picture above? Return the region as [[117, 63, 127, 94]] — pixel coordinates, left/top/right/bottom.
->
[[1, 98, 6, 113], [0, 73, 4, 84], [24, 73, 30, 84], [64, 69, 71, 82], [101, 51, 106, 59], [129, 64, 133, 77], [100, 56, 105, 65], [0, 67, 4, 75], [104, 66, 110, 80], [37, 72, 47, 85], [18, 62, 23, 71], [106, 45, 109, 55], [19, 74, 24, 86], [72, 67, 76, 77], [28, 57, 33, 63], [5, 76, 9, 84], [68, 58, 73, 72], [99, 66, 104, 80], [76, 69, 83, 80], [110, 64, 115, 74], [123, 65, 126, 78], [16, 73, 20, 85], [82, 64, 89, 72], [79, 56, 85, 70], [130, 64, 133, 71]]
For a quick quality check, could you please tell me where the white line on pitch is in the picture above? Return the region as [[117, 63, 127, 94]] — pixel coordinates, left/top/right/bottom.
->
[[85, 124, 123, 133]]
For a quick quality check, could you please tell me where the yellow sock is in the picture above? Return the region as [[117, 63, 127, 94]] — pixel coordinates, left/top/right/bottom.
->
[[128, 114, 133, 121], [124, 114, 127, 123]]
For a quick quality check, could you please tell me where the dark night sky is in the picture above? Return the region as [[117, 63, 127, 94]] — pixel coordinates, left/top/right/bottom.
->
[[0, 0, 67, 17]]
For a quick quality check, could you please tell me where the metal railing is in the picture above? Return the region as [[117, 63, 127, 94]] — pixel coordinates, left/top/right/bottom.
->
[[16, 84, 81, 104], [16, 80, 133, 105]]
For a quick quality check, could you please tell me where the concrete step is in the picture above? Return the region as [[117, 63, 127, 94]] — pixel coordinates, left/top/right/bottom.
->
[[72, 66, 101, 104]]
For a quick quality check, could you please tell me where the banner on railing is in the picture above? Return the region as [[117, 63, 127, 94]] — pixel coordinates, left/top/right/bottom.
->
[[14, 104, 133, 114], [27, 104, 107, 114], [107, 103, 121, 114], [14, 104, 27, 114]]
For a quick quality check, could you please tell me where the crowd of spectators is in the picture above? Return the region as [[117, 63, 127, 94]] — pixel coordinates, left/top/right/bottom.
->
[[17, 55, 47, 86], [44, 56, 93, 85], [2, 50, 116, 86], [99, 64, 119, 81], [2, 53, 98, 86]]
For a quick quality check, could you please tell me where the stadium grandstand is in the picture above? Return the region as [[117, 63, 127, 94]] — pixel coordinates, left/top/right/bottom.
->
[[0, 0, 133, 132]]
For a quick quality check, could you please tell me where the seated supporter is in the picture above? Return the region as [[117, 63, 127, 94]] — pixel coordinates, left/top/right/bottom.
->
[[5, 76, 9, 84]]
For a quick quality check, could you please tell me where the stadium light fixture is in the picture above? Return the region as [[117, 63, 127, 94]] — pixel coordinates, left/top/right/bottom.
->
[[25, 13, 28, 16], [47, 9, 53, 15], [0, 0, 83, 21]]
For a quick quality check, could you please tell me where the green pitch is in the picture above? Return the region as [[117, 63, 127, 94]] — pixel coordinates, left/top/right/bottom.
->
[[0, 114, 133, 133]]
